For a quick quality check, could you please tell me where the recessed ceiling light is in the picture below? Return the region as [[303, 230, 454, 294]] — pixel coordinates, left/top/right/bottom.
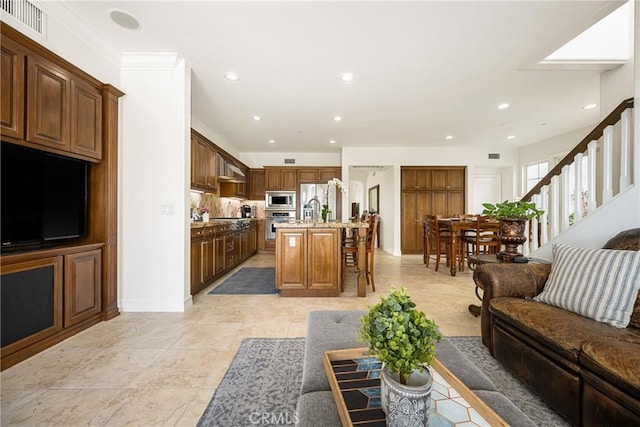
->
[[333, 116, 342, 121], [583, 103, 598, 110], [340, 73, 355, 82], [506, 135, 516, 140], [497, 103, 510, 110], [268, 139, 275, 144], [252, 115, 261, 121], [329, 140, 336, 144], [224, 72, 239, 81], [108, 9, 140, 30], [445, 135, 453, 140]]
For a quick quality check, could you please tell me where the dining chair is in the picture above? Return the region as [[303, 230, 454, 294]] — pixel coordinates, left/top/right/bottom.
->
[[424, 214, 452, 271], [462, 216, 501, 269], [341, 214, 378, 291]]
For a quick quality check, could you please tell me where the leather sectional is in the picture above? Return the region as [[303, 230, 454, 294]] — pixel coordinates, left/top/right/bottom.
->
[[474, 228, 640, 426]]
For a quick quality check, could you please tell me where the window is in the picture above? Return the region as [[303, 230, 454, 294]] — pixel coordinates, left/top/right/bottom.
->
[[525, 161, 548, 192]]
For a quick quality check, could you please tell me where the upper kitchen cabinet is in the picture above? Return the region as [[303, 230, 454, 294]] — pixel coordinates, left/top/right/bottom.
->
[[248, 169, 266, 200], [25, 54, 103, 160], [1, 36, 25, 140], [297, 167, 341, 183], [190, 131, 217, 192], [401, 168, 431, 190], [265, 167, 296, 191]]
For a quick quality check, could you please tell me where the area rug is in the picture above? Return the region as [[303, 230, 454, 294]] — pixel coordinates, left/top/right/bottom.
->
[[198, 337, 566, 427], [208, 267, 278, 295]]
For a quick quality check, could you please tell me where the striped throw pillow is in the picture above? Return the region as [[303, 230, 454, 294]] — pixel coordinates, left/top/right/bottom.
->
[[534, 244, 640, 328]]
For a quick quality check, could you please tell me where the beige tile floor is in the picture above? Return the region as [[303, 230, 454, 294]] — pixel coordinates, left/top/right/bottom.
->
[[1, 251, 481, 426]]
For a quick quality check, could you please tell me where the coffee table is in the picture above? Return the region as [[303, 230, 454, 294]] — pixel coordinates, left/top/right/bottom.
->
[[323, 348, 507, 427]]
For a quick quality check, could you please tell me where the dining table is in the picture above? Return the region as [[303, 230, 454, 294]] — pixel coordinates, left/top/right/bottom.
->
[[437, 217, 478, 276]]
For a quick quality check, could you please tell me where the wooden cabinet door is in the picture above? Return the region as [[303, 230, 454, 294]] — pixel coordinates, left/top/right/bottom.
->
[[1, 256, 64, 357], [265, 169, 281, 190], [401, 191, 432, 254], [248, 225, 257, 255], [215, 235, 225, 274], [275, 230, 306, 289], [64, 250, 101, 327], [26, 54, 70, 150], [318, 168, 341, 182], [281, 169, 297, 190], [415, 169, 431, 189], [448, 169, 465, 190], [190, 237, 203, 294], [70, 78, 102, 159], [432, 191, 449, 216], [249, 169, 266, 200], [202, 234, 215, 283], [194, 138, 208, 189], [205, 144, 217, 190], [1, 36, 25, 140], [297, 169, 318, 182], [190, 135, 197, 187], [307, 229, 339, 291], [448, 191, 465, 215], [402, 168, 430, 190]]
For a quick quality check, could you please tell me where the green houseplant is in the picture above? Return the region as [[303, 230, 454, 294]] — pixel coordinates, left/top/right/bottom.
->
[[359, 287, 443, 425], [481, 200, 544, 261]]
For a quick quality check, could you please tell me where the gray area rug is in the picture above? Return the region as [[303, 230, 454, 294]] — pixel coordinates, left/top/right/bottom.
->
[[198, 337, 566, 426], [208, 267, 278, 295]]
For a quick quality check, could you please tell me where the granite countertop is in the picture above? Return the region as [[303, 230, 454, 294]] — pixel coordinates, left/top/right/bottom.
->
[[274, 221, 368, 228], [190, 218, 261, 229]]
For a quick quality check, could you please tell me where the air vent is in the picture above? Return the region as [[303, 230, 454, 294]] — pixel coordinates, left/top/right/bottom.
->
[[1, 0, 46, 35], [488, 153, 500, 160], [284, 158, 296, 164]]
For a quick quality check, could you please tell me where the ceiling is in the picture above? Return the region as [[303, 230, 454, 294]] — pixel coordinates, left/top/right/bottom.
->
[[56, 1, 629, 153]]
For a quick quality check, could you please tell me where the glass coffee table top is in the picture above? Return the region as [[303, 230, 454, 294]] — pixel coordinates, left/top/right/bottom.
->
[[323, 348, 507, 427]]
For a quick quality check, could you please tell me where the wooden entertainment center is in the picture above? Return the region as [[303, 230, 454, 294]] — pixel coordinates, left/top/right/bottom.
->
[[0, 23, 123, 370]]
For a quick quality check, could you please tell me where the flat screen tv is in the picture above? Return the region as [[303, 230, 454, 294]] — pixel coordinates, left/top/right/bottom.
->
[[1, 142, 88, 250]]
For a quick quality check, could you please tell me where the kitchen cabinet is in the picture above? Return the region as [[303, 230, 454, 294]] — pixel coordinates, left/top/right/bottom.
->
[[297, 167, 341, 183], [190, 233, 203, 294], [275, 227, 340, 297], [1, 36, 26, 140], [401, 166, 466, 254], [202, 230, 216, 284], [191, 132, 217, 192], [249, 169, 266, 200], [215, 234, 226, 275], [265, 167, 297, 190]]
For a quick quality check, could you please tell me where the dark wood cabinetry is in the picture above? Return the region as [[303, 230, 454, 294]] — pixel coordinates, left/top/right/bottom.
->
[[0, 24, 123, 370], [265, 167, 297, 190], [297, 167, 341, 183], [401, 166, 466, 254], [1, 245, 104, 370], [190, 221, 259, 295], [248, 168, 266, 200], [191, 132, 217, 192]]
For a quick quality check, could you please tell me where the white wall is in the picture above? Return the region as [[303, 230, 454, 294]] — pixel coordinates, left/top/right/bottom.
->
[[119, 54, 191, 312]]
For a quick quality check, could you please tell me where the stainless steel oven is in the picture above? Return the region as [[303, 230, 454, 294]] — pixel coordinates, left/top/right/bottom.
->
[[265, 211, 296, 240], [266, 191, 296, 211]]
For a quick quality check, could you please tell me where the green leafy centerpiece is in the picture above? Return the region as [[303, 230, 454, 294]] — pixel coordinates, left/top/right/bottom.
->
[[481, 200, 544, 261], [359, 287, 443, 426]]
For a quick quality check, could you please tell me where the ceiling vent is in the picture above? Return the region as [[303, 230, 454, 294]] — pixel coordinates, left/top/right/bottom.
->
[[1, 0, 46, 35], [488, 153, 500, 160], [284, 158, 296, 164]]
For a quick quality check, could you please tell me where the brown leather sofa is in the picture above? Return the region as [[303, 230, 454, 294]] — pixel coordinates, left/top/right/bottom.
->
[[473, 228, 640, 426]]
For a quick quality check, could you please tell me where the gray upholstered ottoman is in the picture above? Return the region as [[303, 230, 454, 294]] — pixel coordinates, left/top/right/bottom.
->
[[296, 310, 535, 427]]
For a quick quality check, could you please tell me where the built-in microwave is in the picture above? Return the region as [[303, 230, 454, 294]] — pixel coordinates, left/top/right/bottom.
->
[[265, 191, 296, 210]]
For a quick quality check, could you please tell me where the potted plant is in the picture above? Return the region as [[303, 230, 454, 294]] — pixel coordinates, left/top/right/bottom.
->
[[481, 200, 544, 261], [321, 178, 347, 222], [359, 287, 443, 426]]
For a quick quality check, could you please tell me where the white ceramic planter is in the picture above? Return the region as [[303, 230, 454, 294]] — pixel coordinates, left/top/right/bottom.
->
[[380, 364, 433, 426]]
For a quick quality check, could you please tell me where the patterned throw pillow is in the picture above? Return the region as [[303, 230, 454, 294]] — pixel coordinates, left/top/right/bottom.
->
[[534, 244, 640, 328]]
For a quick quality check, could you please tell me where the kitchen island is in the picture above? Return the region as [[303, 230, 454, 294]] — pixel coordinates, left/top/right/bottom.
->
[[274, 221, 369, 297]]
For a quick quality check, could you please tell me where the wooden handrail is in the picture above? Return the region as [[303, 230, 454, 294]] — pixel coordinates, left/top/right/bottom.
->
[[522, 97, 634, 201]]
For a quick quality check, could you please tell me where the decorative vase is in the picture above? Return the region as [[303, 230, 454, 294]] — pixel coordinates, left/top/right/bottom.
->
[[380, 364, 433, 427], [497, 218, 527, 261], [321, 205, 329, 222], [202, 212, 210, 223]]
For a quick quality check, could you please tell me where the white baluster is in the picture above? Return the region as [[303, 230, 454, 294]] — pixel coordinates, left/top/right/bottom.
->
[[619, 109, 632, 191], [550, 175, 560, 240], [574, 152, 583, 222], [587, 140, 598, 213], [602, 125, 614, 203], [540, 186, 549, 246], [560, 165, 571, 232]]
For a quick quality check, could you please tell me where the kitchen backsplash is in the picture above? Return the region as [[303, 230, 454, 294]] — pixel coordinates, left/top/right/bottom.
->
[[190, 191, 265, 219]]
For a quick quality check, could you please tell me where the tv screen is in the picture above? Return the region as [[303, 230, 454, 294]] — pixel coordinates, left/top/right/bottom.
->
[[1, 142, 88, 249]]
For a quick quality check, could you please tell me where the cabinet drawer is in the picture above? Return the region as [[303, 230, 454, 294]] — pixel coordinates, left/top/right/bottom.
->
[[191, 228, 204, 238]]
